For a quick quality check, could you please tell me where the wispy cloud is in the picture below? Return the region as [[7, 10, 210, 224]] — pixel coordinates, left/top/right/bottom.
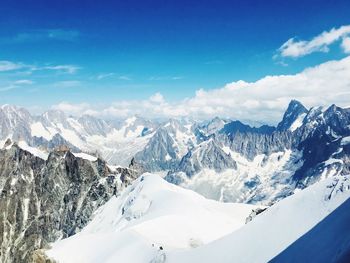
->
[[53, 80, 81, 88], [0, 79, 34, 92], [97, 73, 115, 80], [40, 65, 80, 74], [0, 61, 24, 71], [0, 60, 80, 74], [276, 25, 350, 58], [97, 73, 131, 81], [118, 75, 132, 81], [149, 76, 184, 81], [2, 29, 80, 43], [204, 60, 223, 65], [13, 79, 34, 85], [0, 86, 16, 92]]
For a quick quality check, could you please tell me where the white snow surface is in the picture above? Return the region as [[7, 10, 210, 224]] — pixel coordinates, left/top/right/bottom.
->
[[47, 173, 257, 263], [289, 113, 306, 132], [72, 152, 98, 162], [30, 122, 54, 140], [18, 141, 48, 160], [341, 136, 350, 145], [167, 174, 350, 263]]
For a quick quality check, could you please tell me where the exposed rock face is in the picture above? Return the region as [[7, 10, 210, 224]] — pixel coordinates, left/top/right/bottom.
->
[[197, 117, 228, 136], [0, 144, 139, 263], [134, 119, 198, 172], [134, 127, 179, 171], [221, 131, 296, 160], [293, 104, 350, 184], [175, 138, 237, 177]]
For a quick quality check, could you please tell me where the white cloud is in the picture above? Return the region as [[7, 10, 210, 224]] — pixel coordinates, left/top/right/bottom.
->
[[341, 37, 350, 53], [277, 25, 350, 58], [0, 61, 23, 71], [97, 73, 131, 81], [52, 102, 91, 116], [42, 65, 80, 74], [97, 73, 115, 80], [54, 80, 81, 88], [149, 92, 164, 103], [149, 76, 183, 81], [53, 55, 350, 124], [14, 79, 33, 85]]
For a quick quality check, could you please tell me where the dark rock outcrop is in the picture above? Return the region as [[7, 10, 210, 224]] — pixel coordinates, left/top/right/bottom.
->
[[0, 144, 139, 263]]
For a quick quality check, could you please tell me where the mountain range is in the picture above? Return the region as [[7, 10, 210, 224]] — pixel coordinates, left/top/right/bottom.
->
[[0, 100, 350, 262]]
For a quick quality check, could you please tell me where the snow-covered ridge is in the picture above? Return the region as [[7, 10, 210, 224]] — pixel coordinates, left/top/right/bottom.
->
[[167, 174, 350, 263], [47, 173, 258, 263]]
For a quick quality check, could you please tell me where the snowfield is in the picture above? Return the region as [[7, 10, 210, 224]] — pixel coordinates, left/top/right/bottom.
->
[[47, 173, 257, 263], [47, 173, 350, 263], [167, 174, 350, 263]]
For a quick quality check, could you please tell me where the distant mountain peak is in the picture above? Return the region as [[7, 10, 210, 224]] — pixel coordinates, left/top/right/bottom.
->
[[277, 99, 308, 131]]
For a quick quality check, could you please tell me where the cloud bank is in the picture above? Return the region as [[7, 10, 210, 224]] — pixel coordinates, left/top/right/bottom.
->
[[53, 55, 350, 124]]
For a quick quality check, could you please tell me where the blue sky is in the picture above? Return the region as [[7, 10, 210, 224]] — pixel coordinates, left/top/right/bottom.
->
[[1, 0, 350, 121]]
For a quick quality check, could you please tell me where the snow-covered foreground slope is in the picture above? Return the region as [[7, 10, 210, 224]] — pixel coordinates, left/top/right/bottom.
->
[[47, 173, 257, 263], [271, 197, 350, 263], [167, 174, 350, 263]]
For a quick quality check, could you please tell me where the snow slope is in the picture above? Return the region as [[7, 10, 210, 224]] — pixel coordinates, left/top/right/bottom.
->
[[271, 197, 350, 263], [47, 173, 257, 263], [167, 174, 350, 263]]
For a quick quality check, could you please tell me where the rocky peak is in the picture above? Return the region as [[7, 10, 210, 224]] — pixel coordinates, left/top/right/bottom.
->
[[2, 138, 12, 148], [54, 144, 70, 152], [277, 100, 308, 131]]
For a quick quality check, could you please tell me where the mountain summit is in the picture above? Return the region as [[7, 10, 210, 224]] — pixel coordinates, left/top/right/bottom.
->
[[277, 100, 308, 131]]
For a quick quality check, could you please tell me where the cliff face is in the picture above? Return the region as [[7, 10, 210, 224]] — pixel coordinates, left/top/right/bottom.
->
[[0, 144, 138, 263]]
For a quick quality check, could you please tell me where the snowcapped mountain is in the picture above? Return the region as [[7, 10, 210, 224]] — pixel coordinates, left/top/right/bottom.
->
[[0, 108, 160, 167], [166, 100, 350, 205], [1, 100, 350, 205], [46, 173, 257, 263], [0, 106, 202, 169]]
